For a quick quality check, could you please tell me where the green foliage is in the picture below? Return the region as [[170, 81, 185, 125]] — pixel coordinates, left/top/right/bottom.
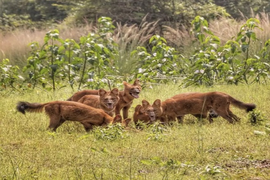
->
[[0, 13, 34, 31], [214, 0, 270, 19], [0, 59, 24, 90], [2, 16, 270, 90], [22, 17, 120, 90], [132, 35, 178, 83], [146, 122, 169, 141], [92, 123, 126, 141], [23, 29, 65, 91], [199, 164, 227, 178], [248, 110, 266, 125], [182, 16, 270, 87], [76, 17, 118, 90], [23, 42, 49, 89]]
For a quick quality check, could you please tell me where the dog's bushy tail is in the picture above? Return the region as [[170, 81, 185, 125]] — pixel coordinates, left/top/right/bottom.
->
[[16, 101, 46, 114], [229, 96, 256, 112]]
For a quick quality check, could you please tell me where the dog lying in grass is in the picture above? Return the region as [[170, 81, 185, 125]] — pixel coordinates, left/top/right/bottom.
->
[[152, 91, 256, 123], [67, 79, 141, 119], [78, 88, 119, 116], [16, 101, 125, 132], [133, 100, 159, 128]]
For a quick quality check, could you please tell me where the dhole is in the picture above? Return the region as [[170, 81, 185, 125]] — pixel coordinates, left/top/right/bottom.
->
[[152, 91, 256, 123], [67, 79, 141, 119], [78, 88, 119, 116], [133, 100, 158, 127], [170, 92, 219, 123], [16, 101, 123, 132]]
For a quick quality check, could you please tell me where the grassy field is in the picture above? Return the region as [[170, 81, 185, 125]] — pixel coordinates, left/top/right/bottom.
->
[[0, 83, 269, 179]]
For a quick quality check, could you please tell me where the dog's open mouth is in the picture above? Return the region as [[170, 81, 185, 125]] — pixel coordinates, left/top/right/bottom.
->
[[150, 116, 156, 121], [130, 91, 140, 98], [106, 103, 114, 109]]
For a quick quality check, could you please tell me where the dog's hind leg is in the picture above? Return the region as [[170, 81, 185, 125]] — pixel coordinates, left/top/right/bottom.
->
[[228, 109, 241, 122], [215, 110, 234, 123], [81, 121, 93, 132], [45, 106, 64, 131], [47, 115, 63, 131]]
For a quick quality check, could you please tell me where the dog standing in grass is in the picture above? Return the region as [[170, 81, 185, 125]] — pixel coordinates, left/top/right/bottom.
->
[[67, 79, 142, 119], [152, 91, 256, 124], [16, 101, 123, 132], [78, 88, 119, 117]]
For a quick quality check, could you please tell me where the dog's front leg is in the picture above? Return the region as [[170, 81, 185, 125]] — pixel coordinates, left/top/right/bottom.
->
[[122, 104, 131, 119]]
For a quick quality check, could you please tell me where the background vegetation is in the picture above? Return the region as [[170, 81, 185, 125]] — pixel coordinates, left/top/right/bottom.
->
[[1, 0, 270, 91]]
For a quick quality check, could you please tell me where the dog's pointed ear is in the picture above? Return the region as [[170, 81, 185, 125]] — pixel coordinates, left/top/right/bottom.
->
[[111, 88, 119, 96], [142, 100, 150, 108], [133, 79, 140, 86], [153, 99, 161, 107], [123, 81, 130, 88], [135, 104, 142, 112], [99, 89, 107, 96], [139, 106, 145, 114]]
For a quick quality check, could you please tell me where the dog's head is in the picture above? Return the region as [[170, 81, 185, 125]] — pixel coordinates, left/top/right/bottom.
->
[[209, 109, 219, 118], [99, 88, 120, 110], [152, 99, 163, 117], [123, 79, 141, 99], [141, 100, 156, 122], [135, 100, 157, 123]]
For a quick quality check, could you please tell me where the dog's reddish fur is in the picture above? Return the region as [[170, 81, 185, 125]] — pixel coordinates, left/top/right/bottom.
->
[[152, 91, 256, 123], [78, 88, 119, 116], [133, 100, 157, 127], [16, 101, 122, 132], [67, 79, 141, 119], [170, 92, 219, 123]]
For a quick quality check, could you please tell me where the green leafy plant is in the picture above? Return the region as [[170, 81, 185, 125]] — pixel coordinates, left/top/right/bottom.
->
[[248, 109, 266, 125], [75, 17, 119, 90], [60, 39, 81, 90], [199, 164, 227, 178], [182, 16, 270, 87], [146, 122, 169, 141], [92, 123, 126, 141], [132, 35, 178, 83], [23, 42, 48, 89], [0, 59, 24, 90], [43, 29, 65, 91]]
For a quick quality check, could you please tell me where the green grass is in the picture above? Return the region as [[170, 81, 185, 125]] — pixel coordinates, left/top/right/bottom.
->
[[1, 83, 270, 179]]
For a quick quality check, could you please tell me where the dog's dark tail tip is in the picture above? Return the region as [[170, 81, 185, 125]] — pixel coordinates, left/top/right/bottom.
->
[[246, 104, 256, 112], [16, 101, 27, 114]]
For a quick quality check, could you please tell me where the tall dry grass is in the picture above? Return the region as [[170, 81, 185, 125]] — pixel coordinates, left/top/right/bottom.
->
[[112, 17, 159, 76], [0, 24, 95, 66], [163, 12, 270, 57]]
